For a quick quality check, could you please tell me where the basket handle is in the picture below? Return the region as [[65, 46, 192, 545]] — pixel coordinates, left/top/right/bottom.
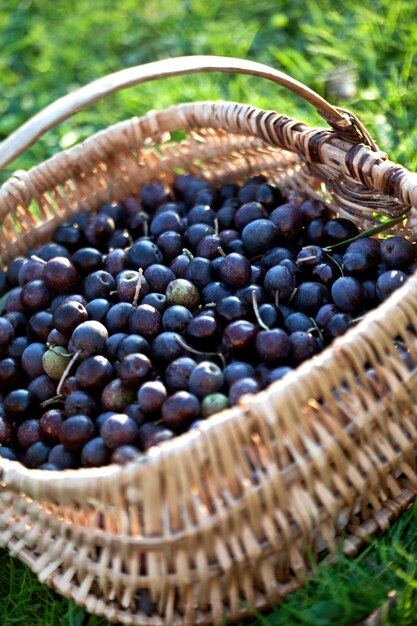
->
[[0, 55, 377, 171]]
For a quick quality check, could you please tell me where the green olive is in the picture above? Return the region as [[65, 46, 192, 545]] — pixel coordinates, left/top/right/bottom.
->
[[42, 346, 72, 380]]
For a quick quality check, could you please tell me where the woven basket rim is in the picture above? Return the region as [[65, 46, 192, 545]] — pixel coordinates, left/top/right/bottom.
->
[[2, 99, 416, 227]]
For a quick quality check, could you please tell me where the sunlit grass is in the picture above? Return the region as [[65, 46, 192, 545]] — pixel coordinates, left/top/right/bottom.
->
[[1, 0, 417, 179]]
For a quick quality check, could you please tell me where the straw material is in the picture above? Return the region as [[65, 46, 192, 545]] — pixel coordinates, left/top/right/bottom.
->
[[1, 56, 417, 625]]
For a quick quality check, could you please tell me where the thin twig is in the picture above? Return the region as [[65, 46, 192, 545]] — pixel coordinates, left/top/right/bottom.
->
[[324, 250, 344, 276], [349, 315, 365, 325], [288, 287, 298, 303], [182, 248, 194, 260], [132, 268, 144, 307], [40, 394, 64, 409], [252, 289, 269, 331], [275, 289, 280, 308], [56, 349, 81, 396], [297, 255, 318, 264], [29, 255, 47, 265], [175, 336, 226, 368], [308, 317, 324, 342], [48, 345, 72, 358]]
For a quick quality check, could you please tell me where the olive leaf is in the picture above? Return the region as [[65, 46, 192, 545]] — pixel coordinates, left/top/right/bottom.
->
[[323, 213, 408, 251]]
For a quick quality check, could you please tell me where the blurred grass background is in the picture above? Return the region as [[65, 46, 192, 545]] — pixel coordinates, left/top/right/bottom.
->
[[1, 0, 417, 624], [1, 0, 417, 182]]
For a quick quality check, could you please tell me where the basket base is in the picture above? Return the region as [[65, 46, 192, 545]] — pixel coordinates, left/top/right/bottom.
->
[[0, 478, 415, 626]]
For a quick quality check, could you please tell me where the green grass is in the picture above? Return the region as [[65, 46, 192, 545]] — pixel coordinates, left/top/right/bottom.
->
[[1, 0, 417, 624], [251, 503, 417, 626]]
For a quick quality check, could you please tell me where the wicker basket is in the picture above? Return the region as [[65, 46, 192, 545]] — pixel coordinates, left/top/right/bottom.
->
[[1, 56, 417, 626]]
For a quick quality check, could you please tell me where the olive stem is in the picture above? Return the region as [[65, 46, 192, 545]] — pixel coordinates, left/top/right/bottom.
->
[[29, 255, 47, 265], [251, 289, 269, 331], [40, 394, 64, 409], [132, 268, 144, 307], [275, 289, 280, 308], [48, 345, 72, 358], [324, 251, 344, 276], [349, 315, 365, 325], [182, 248, 194, 260], [296, 255, 318, 264], [174, 336, 226, 368], [288, 287, 298, 303], [56, 349, 81, 396], [307, 317, 324, 342]]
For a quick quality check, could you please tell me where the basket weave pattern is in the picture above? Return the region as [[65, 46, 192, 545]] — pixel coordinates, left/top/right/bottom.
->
[[1, 57, 417, 625]]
